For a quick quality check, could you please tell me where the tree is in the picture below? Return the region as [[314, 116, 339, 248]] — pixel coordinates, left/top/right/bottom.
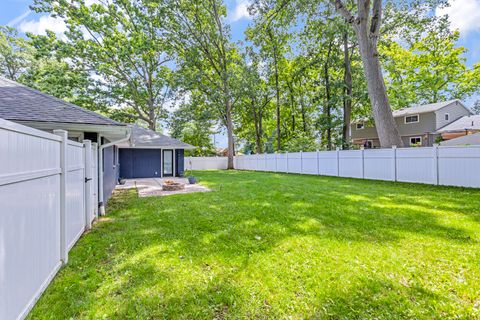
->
[[0, 26, 34, 80], [329, 0, 403, 147], [382, 18, 480, 107], [235, 48, 273, 154], [168, 0, 239, 168], [473, 101, 480, 115], [169, 93, 217, 156], [32, 0, 177, 130]]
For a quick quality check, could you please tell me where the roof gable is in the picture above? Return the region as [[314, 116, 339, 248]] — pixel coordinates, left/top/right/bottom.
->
[[123, 124, 195, 149], [392, 100, 460, 117], [0, 77, 122, 126]]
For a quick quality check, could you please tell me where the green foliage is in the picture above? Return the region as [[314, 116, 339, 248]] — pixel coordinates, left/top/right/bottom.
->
[[382, 17, 480, 108], [31, 0, 177, 130], [0, 26, 34, 80], [28, 171, 480, 319], [284, 131, 319, 152]]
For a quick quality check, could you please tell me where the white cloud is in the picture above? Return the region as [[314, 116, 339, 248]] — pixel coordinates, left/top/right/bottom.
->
[[18, 15, 67, 37], [7, 10, 32, 27], [230, 0, 252, 22], [436, 0, 480, 35]]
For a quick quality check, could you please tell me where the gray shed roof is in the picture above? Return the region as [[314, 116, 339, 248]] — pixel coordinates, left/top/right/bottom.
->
[[440, 132, 480, 146], [120, 124, 195, 149], [436, 114, 480, 133], [0, 77, 122, 126], [392, 100, 462, 117]]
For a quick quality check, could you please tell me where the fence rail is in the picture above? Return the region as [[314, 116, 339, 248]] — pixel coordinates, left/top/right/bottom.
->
[[0, 119, 97, 320], [234, 146, 480, 188]]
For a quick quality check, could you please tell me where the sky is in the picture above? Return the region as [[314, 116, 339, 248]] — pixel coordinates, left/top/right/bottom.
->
[[2, 0, 480, 148]]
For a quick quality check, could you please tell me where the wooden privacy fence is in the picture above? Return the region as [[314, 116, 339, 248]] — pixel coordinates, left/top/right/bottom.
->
[[234, 146, 480, 188], [0, 119, 98, 320]]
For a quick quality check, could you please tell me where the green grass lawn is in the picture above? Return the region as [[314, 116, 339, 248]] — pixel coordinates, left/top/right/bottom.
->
[[29, 171, 480, 319]]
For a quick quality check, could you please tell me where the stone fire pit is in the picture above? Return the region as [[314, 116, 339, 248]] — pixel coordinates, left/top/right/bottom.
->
[[162, 180, 185, 191]]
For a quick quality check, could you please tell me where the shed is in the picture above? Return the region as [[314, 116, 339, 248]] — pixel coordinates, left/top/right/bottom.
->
[[117, 124, 194, 178]]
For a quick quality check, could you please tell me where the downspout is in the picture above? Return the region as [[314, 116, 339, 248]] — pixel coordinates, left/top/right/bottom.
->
[[98, 128, 131, 216]]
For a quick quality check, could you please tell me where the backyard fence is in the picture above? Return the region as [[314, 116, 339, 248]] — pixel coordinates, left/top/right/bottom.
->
[[184, 156, 229, 170], [234, 146, 480, 188], [0, 119, 98, 320]]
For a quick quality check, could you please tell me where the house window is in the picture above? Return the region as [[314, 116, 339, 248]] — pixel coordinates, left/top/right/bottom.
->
[[444, 113, 449, 121], [410, 136, 422, 146], [405, 115, 419, 124], [364, 140, 373, 149], [356, 122, 364, 130]]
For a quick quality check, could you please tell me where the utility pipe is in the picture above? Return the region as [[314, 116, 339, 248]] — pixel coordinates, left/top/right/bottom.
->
[[98, 128, 131, 215]]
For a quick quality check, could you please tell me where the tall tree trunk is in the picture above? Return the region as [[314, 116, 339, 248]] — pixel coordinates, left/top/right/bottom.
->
[[252, 100, 263, 154], [269, 29, 281, 151], [355, 28, 402, 147], [330, 0, 403, 148], [324, 41, 333, 151], [225, 98, 235, 169], [148, 106, 156, 131], [342, 30, 352, 149]]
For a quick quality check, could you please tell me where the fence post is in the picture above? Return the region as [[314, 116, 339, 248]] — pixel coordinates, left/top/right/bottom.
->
[[54, 129, 68, 265], [433, 144, 439, 185], [265, 152, 267, 172], [275, 152, 278, 172], [316, 150, 320, 175], [392, 145, 397, 182], [286, 151, 289, 174], [83, 139, 92, 230], [360, 146, 365, 179], [300, 151, 303, 174], [336, 147, 340, 176]]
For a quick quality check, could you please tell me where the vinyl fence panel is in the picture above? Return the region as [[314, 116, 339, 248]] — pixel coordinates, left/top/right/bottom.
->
[[66, 141, 86, 250], [276, 153, 288, 173], [438, 146, 480, 188], [339, 150, 363, 178], [0, 119, 62, 320], [317, 151, 338, 176], [0, 119, 98, 320], [287, 152, 302, 174], [364, 148, 395, 181], [184, 157, 228, 170], [396, 147, 436, 184], [301, 152, 319, 175], [233, 145, 480, 189], [265, 154, 276, 172]]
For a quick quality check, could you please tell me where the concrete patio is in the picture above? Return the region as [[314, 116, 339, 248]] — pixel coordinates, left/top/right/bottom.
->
[[116, 177, 211, 197]]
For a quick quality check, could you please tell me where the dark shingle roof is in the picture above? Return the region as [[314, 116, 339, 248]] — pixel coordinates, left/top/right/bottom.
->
[[129, 124, 195, 149], [0, 77, 122, 126]]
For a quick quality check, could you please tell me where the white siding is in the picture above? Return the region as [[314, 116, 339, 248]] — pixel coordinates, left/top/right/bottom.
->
[[435, 101, 472, 130]]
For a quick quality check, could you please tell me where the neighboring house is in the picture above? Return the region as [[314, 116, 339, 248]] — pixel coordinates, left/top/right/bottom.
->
[[436, 114, 480, 140], [0, 77, 193, 210], [440, 132, 480, 146], [116, 124, 195, 179], [351, 100, 473, 148]]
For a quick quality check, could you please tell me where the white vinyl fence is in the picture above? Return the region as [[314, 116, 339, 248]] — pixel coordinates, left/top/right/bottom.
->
[[234, 146, 480, 188], [0, 119, 98, 320], [184, 156, 228, 170]]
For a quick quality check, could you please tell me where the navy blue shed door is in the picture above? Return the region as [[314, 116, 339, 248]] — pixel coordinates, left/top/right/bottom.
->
[[119, 149, 161, 178]]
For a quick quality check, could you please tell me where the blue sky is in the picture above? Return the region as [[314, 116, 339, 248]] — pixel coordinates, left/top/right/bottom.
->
[[2, 0, 480, 147]]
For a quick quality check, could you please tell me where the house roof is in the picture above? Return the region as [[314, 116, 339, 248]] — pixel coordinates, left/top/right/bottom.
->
[[436, 114, 480, 133], [440, 132, 480, 146], [0, 77, 122, 126], [119, 124, 195, 149], [392, 100, 465, 117]]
